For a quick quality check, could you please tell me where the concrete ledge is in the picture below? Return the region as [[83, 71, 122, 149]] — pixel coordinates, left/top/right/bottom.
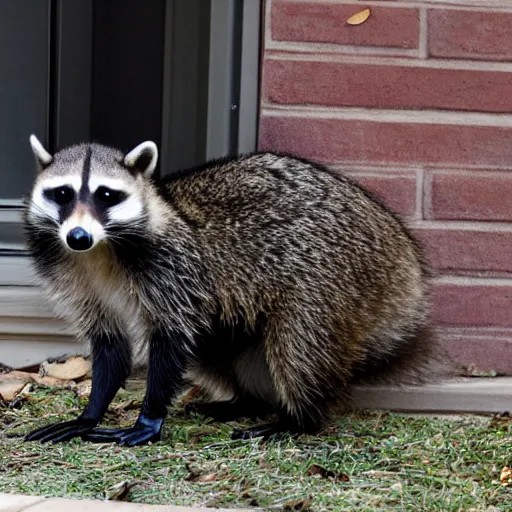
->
[[352, 377, 512, 414], [0, 494, 259, 512]]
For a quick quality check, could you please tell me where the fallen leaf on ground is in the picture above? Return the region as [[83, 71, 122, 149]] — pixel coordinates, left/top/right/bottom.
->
[[110, 399, 140, 412], [283, 498, 312, 511], [306, 463, 350, 482], [185, 462, 220, 483], [3, 370, 35, 382], [105, 479, 138, 501], [489, 411, 510, 429], [500, 466, 512, 487], [75, 379, 92, 397], [193, 472, 217, 483], [40, 356, 91, 381], [347, 8, 371, 26], [363, 470, 400, 478], [0, 371, 71, 389], [32, 375, 71, 387], [0, 378, 27, 401], [390, 482, 403, 492]]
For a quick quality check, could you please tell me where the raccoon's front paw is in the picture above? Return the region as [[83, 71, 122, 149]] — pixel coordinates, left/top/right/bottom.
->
[[81, 414, 165, 446], [25, 417, 98, 444]]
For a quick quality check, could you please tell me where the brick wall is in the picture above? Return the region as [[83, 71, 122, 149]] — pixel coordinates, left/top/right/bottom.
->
[[258, 0, 512, 375]]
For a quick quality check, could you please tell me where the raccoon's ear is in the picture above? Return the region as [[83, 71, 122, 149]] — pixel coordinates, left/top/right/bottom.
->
[[123, 141, 158, 178], [29, 134, 53, 170]]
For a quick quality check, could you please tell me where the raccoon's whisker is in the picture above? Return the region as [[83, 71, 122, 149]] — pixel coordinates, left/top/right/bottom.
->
[[26, 201, 60, 228]]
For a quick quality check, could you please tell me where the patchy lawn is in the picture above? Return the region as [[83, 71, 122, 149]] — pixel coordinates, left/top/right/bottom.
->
[[0, 383, 510, 511]]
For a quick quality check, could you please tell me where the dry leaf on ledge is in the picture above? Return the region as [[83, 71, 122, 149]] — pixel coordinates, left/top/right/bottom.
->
[[33, 375, 71, 387], [0, 378, 27, 401], [3, 370, 35, 382], [40, 355, 91, 381], [347, 8, 371, 26]]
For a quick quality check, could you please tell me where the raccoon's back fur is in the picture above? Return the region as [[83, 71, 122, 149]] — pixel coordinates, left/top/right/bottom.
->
[[24, 145, 438, 434], [172, 154, 435, 407]]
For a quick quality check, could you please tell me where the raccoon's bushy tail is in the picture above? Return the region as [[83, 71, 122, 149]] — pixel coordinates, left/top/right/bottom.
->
[[350, 326, 454, 388]]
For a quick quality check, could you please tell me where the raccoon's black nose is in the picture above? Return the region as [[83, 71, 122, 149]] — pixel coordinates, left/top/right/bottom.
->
[[66, 227, 93, 251]]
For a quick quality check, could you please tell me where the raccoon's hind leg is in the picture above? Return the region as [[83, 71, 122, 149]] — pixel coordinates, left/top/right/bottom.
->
[[231, 408, 322, 440], [184, 357, 274, 422], [184, 315, 275, 423], [230, 383, 325, 440], [230, 314, 344, 440], [185, 396, 274, 422]]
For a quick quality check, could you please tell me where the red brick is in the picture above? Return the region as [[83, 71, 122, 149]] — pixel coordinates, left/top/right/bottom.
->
[[429, 9, 512, 61], [259, 115, 512, 166], [415, 228, 512, 275], [346, 172, 417, 218], [263, 59, 512, 113], [425, 171, 512, 221], [443, 329, 512, 375], [432, 281, 512, 327], [271, 1, 419, 49]]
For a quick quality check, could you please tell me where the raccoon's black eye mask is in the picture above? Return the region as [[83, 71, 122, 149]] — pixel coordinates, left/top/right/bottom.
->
[[43, 186, 75, 206], [94, 186, 127, 207], [43, 185, 127, 209]]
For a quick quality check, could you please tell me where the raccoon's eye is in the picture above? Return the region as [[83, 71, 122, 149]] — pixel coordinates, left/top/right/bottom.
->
[[95, 186, 126, 207], [44, 186, 75, 206]]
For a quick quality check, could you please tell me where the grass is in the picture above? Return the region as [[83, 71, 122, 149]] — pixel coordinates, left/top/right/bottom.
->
[[0, 383, 510, 511]]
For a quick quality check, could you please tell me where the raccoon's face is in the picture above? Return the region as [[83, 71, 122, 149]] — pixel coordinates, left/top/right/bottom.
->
[[26, 135, 158, 252]]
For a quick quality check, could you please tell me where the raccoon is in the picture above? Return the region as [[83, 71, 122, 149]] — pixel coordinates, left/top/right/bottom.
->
[[23, 135, 440, 446]]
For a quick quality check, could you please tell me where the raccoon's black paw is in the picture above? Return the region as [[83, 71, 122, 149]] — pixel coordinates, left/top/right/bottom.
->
[[81, 414, 165, 446], [25, 417, 98, 444]]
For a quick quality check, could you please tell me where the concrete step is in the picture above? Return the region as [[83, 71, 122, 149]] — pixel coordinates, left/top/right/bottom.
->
[[352, 376, 512, 414]]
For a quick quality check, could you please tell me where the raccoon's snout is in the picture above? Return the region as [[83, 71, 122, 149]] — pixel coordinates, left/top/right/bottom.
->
[[66, 227, 93, 252]]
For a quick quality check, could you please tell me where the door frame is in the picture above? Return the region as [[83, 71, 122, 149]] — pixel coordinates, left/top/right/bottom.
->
[[0, 0, 262, 267], [0, 0, 262, 366]]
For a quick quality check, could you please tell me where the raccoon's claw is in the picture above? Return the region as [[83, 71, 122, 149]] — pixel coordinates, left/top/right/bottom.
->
[[25, 417, 98, 444], [81, 414, 165, 446]]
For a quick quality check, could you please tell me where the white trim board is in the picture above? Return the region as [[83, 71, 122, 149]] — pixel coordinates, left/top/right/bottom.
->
[[0, 285, 81, 368], [0, 334, 81, 368], [0, 255, 36, 286], [0, 287, 57, 318]]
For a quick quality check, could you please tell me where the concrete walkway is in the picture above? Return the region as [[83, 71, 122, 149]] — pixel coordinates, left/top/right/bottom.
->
[[0, 494, 259, 512], [352, 376, 512, 413]]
